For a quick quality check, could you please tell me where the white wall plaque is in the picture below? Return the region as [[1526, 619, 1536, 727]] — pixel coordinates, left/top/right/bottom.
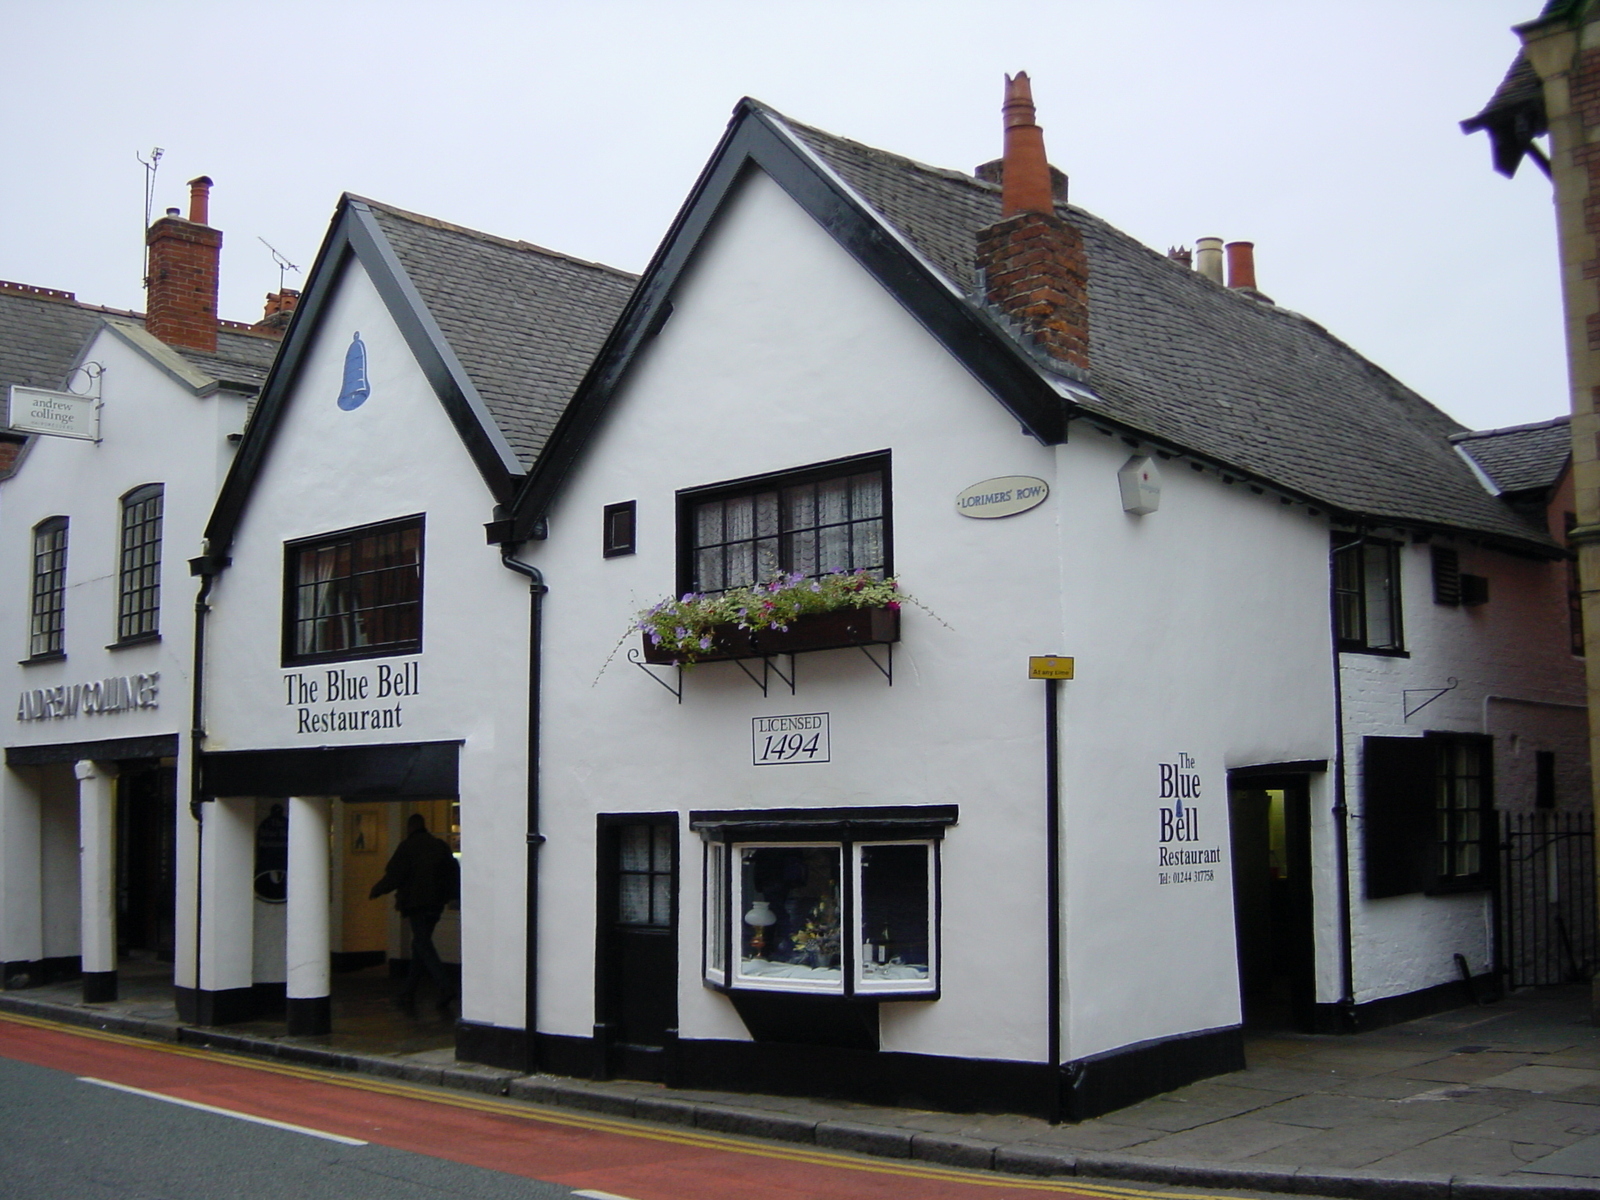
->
[[955, 475, 1049, 519], [7, 385, 98, 441], [752, 712, 830, 766]]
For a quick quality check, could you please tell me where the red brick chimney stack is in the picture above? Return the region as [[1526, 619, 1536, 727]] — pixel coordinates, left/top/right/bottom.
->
[[144, 175, 221, 353], [974, 74, 1090, 371]]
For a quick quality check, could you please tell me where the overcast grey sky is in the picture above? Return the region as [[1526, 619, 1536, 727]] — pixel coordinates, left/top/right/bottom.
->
[[4, 1, 1563, 434]]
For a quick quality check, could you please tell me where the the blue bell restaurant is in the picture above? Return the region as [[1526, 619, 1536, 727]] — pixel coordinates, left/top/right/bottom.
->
[[2, 79, 1588, 1124]]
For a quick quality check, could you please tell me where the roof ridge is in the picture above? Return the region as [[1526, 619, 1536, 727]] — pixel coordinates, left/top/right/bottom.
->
[[759, 105, 1000, 197], [348, 194, 638, 282]]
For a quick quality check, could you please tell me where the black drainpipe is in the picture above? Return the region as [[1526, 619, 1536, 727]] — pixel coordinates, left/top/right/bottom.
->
[[1045, 676, 1064, 1123], [1329, 532, 1362, 1028], [499, 545, 547, 1075], [185, 555, 226, 1023]]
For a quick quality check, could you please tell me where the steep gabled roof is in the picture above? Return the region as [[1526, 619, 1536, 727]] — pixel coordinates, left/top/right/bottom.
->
[[512, 100, 1557, 556], [203, 195, 636, 558], [365, 203, 637, 470], [1452, 416, 1571, 496]]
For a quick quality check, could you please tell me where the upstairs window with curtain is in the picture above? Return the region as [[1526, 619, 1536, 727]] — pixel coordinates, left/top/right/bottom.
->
[[283, 516, 423, 665], [680, 454, 889, 596]]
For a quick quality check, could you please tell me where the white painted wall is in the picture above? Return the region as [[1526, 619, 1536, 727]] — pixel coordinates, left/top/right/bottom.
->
[[200, 259, 531, 1029], [1341, 534, 1587, 1002], [0, 320, 251, 976], [1053, 426, 1334, 1059], [526, 166, 1337, 1071]]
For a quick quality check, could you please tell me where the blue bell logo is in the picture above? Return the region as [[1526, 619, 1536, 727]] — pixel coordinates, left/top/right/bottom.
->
[[337, 331, 370, 410]]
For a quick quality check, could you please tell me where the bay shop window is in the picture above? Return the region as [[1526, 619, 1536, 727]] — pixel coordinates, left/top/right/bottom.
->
[[696, 806, 954, 999]]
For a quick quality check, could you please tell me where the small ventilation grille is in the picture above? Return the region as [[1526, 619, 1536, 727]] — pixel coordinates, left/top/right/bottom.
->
[[1432, 546, 1461, 605]]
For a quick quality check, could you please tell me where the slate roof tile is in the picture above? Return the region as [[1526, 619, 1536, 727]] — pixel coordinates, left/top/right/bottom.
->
[[362, 201, 637, 470], [1452, 416, 1571, 495], [1, 284, 280, 416], [774, 110, 1555, 550]]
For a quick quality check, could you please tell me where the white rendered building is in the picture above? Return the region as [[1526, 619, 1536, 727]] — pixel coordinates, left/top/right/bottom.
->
[[1, 180, 279, 1002]]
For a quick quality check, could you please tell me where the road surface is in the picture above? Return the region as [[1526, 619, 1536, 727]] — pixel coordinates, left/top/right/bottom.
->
[[0, 1011, 1232, 1200]]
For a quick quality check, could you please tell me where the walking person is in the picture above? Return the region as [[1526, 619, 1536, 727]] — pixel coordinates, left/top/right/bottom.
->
[[370, 813, 460, 1017]]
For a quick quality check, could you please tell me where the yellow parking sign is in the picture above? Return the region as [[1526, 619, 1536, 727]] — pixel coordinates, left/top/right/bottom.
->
[[1028, 656, 1074, 680]]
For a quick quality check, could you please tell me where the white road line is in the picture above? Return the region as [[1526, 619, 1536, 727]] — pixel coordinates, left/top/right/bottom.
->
[[77, 1077, 368, 1146], [572, 1191, 641, 1200]]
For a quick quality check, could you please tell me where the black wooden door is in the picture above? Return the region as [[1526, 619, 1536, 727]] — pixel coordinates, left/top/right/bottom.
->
[[597, 817, 677, 1081]]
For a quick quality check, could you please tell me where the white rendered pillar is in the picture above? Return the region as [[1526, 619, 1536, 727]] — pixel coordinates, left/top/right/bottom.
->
[[286, 795, 332, 1035], [74, 761, 117, 1002], [194, 795, 255, 1021], [0, 765, 44, 984]]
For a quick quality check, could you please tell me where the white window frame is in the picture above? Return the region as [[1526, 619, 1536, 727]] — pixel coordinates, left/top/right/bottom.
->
[[851, 839, 937, 997]]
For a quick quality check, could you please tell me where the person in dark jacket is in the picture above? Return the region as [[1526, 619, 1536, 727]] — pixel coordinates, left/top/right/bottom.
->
[[370, 813, 459, 1016]]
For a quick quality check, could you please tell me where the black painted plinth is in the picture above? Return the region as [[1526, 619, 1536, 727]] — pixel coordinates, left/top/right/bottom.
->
[[177, 984, 271, 1026], [81, 971, 118, 1003], [286, 995, 332, 1036]]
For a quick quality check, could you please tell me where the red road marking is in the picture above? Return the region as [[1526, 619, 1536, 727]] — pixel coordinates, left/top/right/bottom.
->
[[0, 1015, 1176, 1200]]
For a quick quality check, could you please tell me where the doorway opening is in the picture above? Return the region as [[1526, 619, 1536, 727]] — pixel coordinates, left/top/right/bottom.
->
[[116, 760, 177, 966], [1228, 773, 1314, 1031], [596, 814, 678, 1081]]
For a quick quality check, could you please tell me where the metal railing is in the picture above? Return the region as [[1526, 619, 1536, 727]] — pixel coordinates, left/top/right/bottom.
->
[[1497, 810, 1596, 988]]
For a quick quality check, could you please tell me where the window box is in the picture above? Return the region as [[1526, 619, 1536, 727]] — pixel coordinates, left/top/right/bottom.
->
[[641, 605, 898, 666]]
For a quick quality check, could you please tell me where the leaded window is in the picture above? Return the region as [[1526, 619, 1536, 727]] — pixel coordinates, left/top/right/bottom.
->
[[682, 456, 889, 595], [118, 484, 163, 642], [29, 517, 67, 658]]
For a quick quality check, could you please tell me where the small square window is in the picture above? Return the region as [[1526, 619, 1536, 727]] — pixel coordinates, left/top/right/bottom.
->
[[603, 501, 636, 558]]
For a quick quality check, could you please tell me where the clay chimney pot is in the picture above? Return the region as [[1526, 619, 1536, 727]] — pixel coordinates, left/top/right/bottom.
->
[[1225, 241, 1257, 290], [188, 176, 214, 226]]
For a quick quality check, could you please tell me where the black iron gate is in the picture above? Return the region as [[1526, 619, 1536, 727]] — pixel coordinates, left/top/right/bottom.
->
[[1497, 810, 1596, 988]]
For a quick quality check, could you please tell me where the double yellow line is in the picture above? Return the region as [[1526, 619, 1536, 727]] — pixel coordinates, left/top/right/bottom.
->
[[0, 1011, 1202, 1199]]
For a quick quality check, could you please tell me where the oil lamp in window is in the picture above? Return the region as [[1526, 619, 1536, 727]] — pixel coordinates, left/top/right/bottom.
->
[[744, 897, 776, 955]]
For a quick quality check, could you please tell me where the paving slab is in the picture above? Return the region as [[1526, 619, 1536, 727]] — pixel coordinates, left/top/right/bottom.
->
[[1369, 1133, 1571, 1178], [1478, 1066, 1600, 1093], [1518, 1133, 1600, 1178], [1243, 1113, 1468, 1170], [1250, 1092, 1394, 1129], [1121, 1116, 1316, 1162]]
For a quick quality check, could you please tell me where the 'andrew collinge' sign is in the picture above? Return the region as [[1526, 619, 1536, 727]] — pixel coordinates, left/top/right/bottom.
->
[[955, 476, 1049, 519]]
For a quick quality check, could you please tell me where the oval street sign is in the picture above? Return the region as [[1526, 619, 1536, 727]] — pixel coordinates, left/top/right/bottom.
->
[[955, 476, 1049, 519]]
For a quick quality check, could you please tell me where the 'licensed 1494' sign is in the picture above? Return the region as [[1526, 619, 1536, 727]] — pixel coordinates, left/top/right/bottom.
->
[[752, 713, 830, 766]]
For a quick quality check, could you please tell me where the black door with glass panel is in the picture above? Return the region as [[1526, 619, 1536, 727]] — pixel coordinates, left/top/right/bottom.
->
[[597, 816, 677, 1081]]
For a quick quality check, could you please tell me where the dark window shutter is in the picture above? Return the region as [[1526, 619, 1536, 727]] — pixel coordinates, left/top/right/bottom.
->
[[1362, 736, 1437, 899]]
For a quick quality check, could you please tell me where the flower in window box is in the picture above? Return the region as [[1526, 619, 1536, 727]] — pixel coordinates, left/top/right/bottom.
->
[[636, 571, 907, 665]]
